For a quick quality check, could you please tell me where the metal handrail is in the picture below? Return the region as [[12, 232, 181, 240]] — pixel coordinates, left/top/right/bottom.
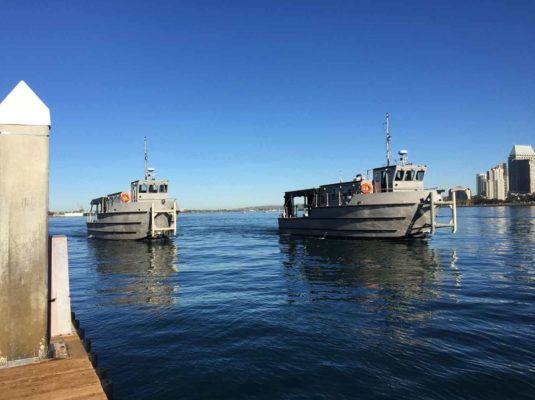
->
[[430, 191, 457, 234]]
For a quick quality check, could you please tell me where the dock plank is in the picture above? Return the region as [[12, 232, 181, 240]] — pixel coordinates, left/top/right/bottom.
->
[[0, 333, 107, 400]]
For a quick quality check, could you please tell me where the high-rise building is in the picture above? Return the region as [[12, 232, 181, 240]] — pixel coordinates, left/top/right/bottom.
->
[[503, 162, 509, 195], [487, 163, 507, 200], [508, 144, 535, 194], [476, 173, 487, 197]]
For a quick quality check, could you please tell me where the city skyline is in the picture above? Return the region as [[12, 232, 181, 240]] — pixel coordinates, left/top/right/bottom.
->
[[475, 144, 535, 200], [1, 1, 534, 210]]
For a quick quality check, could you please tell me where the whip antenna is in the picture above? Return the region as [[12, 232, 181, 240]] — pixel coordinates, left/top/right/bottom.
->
[[144, 136, 148, 180], [385, 112, 391, 166]]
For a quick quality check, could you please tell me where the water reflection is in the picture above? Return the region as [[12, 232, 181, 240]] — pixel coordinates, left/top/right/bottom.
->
[[279, 236, 443, 321], [507, 206, 535, 243], [449, 249, 461, 287], [88, 240, 179, 307], [504, 206, 535, 282]]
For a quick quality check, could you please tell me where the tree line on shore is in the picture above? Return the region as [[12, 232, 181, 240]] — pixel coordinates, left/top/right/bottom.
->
[[468, 193, 535, 206]]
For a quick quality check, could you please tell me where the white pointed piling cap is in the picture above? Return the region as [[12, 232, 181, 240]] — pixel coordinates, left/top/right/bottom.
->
[[0, 80, 51, 126]]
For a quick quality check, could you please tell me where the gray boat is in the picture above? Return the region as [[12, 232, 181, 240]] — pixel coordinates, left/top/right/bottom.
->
[[278, 113, 457, 239], [87, 138, 177, 240]]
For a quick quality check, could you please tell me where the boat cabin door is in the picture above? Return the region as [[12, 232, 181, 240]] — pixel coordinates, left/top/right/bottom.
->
[[373, 167, 394, 193]]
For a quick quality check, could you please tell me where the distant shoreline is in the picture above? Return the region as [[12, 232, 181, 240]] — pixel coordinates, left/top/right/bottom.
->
[[181, 208, 282, 213], [458, 202, 535, 208]]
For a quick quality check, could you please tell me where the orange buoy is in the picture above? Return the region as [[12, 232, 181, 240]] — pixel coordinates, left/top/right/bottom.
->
[[361, 182, 372, 194], [120, 192, 130, 202]]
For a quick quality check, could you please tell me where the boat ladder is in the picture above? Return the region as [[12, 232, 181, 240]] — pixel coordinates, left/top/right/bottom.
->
[[150, 201, 177, 238], [429, 191, 457, 234]]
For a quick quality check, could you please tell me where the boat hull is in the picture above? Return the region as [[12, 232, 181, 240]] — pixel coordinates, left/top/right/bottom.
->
[[278, 191, 435, 239], [86, 202, 176, 240]]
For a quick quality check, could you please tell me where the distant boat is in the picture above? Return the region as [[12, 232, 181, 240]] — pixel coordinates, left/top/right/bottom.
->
[[278, 113, 457, 239], [63, 211, 84, 217], [86, 137, 178, 240]]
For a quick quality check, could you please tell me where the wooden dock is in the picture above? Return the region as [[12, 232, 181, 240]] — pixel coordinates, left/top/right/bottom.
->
[[0, 332, 107, 400]]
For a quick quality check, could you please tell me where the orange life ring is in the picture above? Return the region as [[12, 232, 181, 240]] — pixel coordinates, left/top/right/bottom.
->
[[120, 192, 130, 203], [361, 182, 372, 195]]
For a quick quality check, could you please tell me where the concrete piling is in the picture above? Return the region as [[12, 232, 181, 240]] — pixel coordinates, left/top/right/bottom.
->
[[0, 81, 51, 365], [82, 338, 92, 352], [88, 351, 98, 368], [101, 378, 113, 399], [95, 367, 108, 379]]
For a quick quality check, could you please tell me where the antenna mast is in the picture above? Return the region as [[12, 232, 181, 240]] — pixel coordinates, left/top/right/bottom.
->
[[144, 136, 148, 180], [385, 112, 391, 166]]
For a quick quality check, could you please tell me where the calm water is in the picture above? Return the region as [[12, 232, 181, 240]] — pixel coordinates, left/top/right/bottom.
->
[[49, 207, 535, 400]]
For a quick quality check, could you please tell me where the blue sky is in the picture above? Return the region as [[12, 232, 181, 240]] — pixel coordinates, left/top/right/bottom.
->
[[1, 0, 534, 210]]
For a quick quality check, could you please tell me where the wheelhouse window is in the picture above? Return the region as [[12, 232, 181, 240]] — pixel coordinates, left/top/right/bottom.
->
[[404, 170, 415, 181], [381, 170, 388, 191], [159, 184, 168, 193], [416, 171, 425, 181], [139, 184, 148, 193], [374, 171, 381, 182], [149, 184, 158, 193], [395, 170, 404, 181]]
